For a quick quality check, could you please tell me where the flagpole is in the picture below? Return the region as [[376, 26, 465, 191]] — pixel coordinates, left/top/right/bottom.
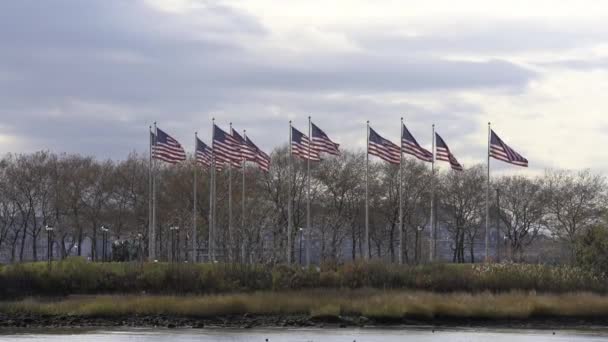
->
[[148, 125, 153, 261], [287, 120, 293, 265], [399, 117, 404, 265], [485, 122, 491, 262], [306, 116, 311, 267], [209, 119, 215, 262], [429, 124, 435, 263], [242, 129, 247, 264], [151, 122, 157, 262], [228, 123, 234, 263], [193, 132, 198, 263], [365, 120, 370, 260]]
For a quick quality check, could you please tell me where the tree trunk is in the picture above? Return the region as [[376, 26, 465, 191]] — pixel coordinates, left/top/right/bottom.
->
[[469, 239, 475, 263], [32, 230, 38, 261], [19, 225, 27, 262]]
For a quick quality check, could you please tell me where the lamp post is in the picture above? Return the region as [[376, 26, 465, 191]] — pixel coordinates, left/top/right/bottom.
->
[[495, 187, 500, 263], [417, 226, 423, 264], [298, 228, 304, 265], [100, 226, 109, 262], [45, 225, 54, 268], [136, 233, 143, 264], [170, 226, 180, 263]]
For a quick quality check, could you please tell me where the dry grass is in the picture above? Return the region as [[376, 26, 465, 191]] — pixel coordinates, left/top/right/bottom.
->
[[3, 290, 608, 320]]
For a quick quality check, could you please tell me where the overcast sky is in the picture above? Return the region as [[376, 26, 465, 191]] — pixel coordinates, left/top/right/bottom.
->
[[2, 0, 608, 174]]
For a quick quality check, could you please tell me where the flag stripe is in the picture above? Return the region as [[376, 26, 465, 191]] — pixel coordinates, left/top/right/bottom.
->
[[368, 127, 401, 164], [490, 130, 528, 167], [152, 128, 186, 164], [435, 133, 462, 171], [311, 122, 340, 156], [401, 124, 433, 163], [292, 126, 321, 161]]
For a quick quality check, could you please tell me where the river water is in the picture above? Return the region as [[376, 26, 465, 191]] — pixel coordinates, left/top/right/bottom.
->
[[1, 327, 608, 341]]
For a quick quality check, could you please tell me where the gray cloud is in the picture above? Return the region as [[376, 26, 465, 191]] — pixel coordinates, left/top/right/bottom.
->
[[353, 19, 605, 55], [0, 0, 538, 162]]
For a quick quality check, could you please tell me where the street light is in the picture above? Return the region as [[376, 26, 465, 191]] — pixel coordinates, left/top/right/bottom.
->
[[45, 225, 54, 268], [298, 228, 304, 265], [137, 233, 143, 264], [170, 226, 180, 263], [100, 225, 110, 262], [416, 226, 423, 264]]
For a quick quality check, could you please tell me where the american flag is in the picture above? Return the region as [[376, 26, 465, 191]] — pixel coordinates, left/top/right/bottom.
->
[[152, 127, 186, 164], [401, 124, 433, 162], [435, 133, 463, 171], [245, 135, 271, 172], [291, 126, 320, 161], [311, 122, 340, 156], [213, 124, 241, 167], [195, 137, 213, 167], [368, 127, 401, 164], [490, 130, 528, 167], [231, 128, 257, 162]]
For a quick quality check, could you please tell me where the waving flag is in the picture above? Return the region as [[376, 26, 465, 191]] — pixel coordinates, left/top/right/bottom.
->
[[231, 128, 257, 162], [152, 128, 186, 164], [245, 135, 271, 172], [401, 124, 433, 162], [490, 130, 528, 167], [213, 125, 241, 167], [195, 138, 213, 167], [435, 133, 463, 171], [291, 126, 320, 161], [368, 127, 401, 164], [311, 122, 340, 156]]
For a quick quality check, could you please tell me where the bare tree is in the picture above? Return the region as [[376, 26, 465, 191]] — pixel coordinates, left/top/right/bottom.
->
[[400, 158, 432, 264], [542, 169, 606, 262], [438, 165, 485, 263], [496, 175, 545, 261]]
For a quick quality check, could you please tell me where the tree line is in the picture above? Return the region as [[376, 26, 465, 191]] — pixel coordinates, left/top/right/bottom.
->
[[0, 148, 605, 265]]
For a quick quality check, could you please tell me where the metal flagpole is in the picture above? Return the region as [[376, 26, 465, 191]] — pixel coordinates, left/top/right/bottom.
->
[[495, 187, 500, 262], [485, 122, 491, 262], [228, 122, 234, 262], [151, 122, 157, 261], [365, 120, 370, 260], [287, 121, 293, 265], [192, 132, 198, 263], [242, 129, 247, 264], [399, 118, 404, 265], [429, 124, 435, 263], [306, 116, 311, 267], [209, 119, 215, 262], [148, 125, 153, 261]]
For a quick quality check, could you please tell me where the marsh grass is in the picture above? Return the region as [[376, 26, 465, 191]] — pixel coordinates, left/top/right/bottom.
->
[[3, 290, 608, 320], [0, 258, 604, 298]]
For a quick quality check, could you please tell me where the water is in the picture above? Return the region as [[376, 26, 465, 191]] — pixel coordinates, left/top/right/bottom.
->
[[1, 328, 608, 341]]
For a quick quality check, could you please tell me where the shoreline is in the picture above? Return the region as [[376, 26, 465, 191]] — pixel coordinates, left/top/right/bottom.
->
[[2, 313, 608, 330]]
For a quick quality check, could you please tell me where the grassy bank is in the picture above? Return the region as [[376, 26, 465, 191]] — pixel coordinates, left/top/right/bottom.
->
[[3, 290, 608, 320], [0, 258, 605, 298]]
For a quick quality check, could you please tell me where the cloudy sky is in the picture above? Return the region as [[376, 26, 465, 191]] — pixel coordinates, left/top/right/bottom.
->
[[1, 0, 608, 174]]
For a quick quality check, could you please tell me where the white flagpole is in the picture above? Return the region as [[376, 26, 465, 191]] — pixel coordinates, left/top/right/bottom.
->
[[192, 132, 198, 263], [148, 125, 153, 261], [287, 121, 293, 265], [485, 122, 491, 262], [306, 116, 311, 267], [399, 117, 404, 265], [209, 119, 215, 262], [242, 129, 247, 264], [151, 122, 157, 262], [365, 120, 370, 260], [429, 124, 435, 263], [228, 122, 234, 262]]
